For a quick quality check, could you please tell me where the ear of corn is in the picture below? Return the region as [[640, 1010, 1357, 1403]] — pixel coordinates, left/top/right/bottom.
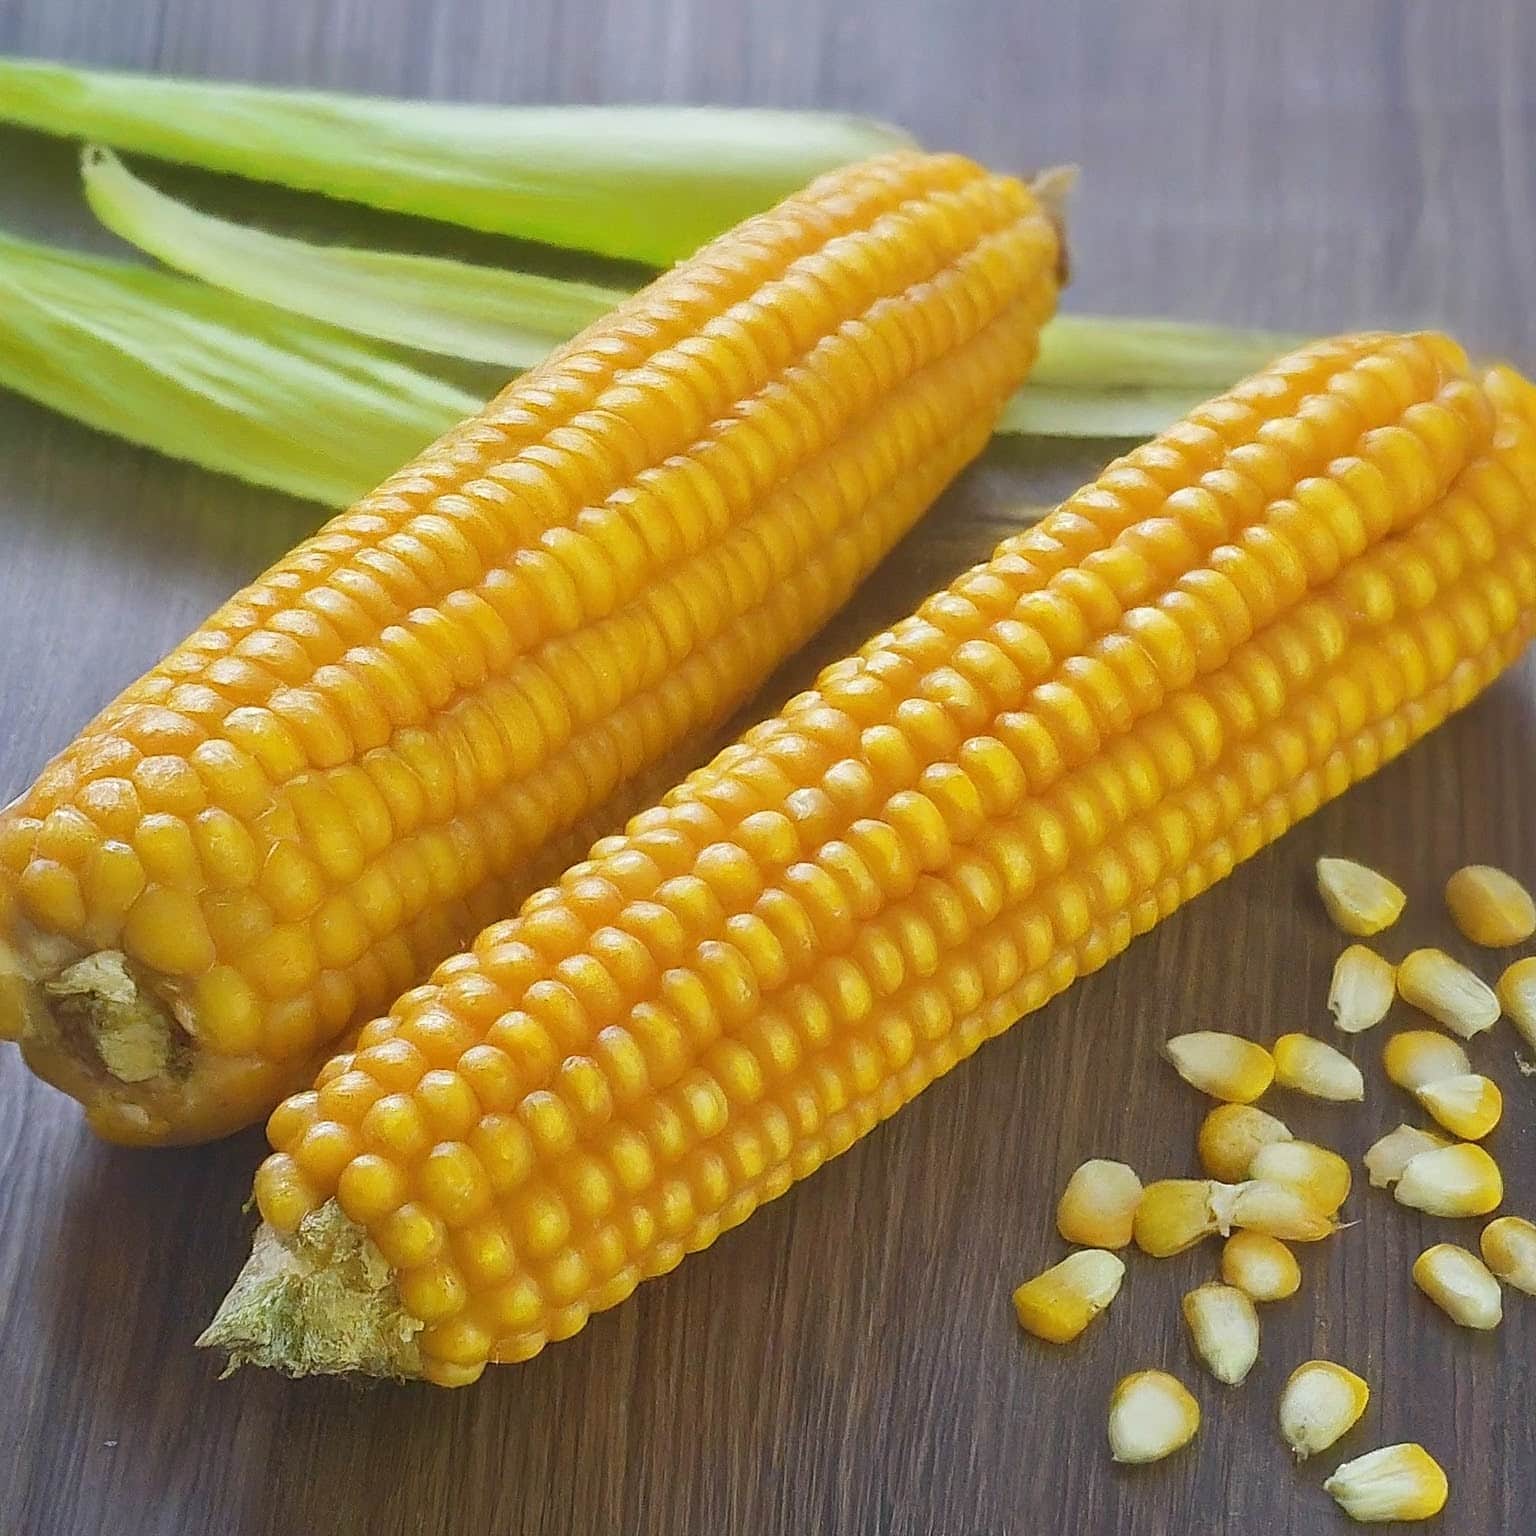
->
[[0, 152, 1065, 1145], [205, 334, 1536, 1386]]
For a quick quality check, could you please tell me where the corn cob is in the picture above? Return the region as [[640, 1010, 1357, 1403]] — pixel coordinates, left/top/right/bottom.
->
[[204, 335, 1536, 1386], [0, 152, 1064, 1144]]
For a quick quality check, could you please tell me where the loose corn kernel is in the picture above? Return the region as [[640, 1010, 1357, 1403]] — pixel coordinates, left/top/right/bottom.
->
[[1133, 1179, 1218, 1257], [1107, 1371, 1200, 1465], [1382, 1028, 1472, 1091], [1163, 1031, 1274, 1103], [1181, 1281, 1260, 1385], [1396, 948, 1499, 1039], [1280, 1360, 1370, 1459], [1197, 1103, 1293, 1182], [1221, 1230, 1301, 1302], [1412, 1242, 1503, 1329], [1324, 1444, 1448, 1523], [1272, 1033, 1364, 1101], [1414, 1072, 1502, 1140], [1056, 1159, 1143, 1250], [1248, 1139, 1352, 1214], [1496, 956, 1536, 1052], [1394, 1142, 1503, 1218], [1328, 945, 1396, 1034], [1363, 1124, 1450, 1188], [1211, 1178, 1337, 1243], [1480, 1215, 1536, 1295], [1316, 857, 1406, 937], [1444, 863, 1536, 947], [1011, 1249, 1126, 1343]]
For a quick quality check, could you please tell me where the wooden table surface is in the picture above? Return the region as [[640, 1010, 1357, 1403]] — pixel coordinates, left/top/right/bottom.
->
[[3, 3, 1534, 1534]]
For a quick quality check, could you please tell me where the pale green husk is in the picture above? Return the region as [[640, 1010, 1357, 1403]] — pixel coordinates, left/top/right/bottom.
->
[[198, 1204, 422, 1379], [82, 146, 627, 369], [0, 54, 914, 264], [0, 230, 479, 506], [82, 146, 1301, 409]]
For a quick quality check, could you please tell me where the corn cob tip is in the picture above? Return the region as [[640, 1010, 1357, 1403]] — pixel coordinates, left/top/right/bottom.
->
[[199, 1203, 422, 1381]]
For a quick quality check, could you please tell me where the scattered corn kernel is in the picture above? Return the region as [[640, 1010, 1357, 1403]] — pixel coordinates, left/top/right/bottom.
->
[[1107, 1371, 1201, 1465], [1496, 957, 1536, 1053], [1414, 1073, 1502, 1140], [1382, 1029, 1472, 1091], [1396, 949, 1499, 1039], [1444, 863, 1536, 948], [1394, 1142, 1503, 1218], [1272, 1033, 1364, 1101], [1133, 1179, 1218, 1258], [1162, 1032, 1275, 1103], [1363, 1124, 1451, 1189], [1316, 857, 1406, 937], [1324, 1443, 1448, 1524], [1279, 1360, 1370, 1459], [1056, 1159, 1143, 1250], [1012, 1249, 1126, 1344], [1211, 1178, 1337, 1242], [1328, 945, 1397, 1034], [1480, 1215, 1536, 1295], [1182, 1281, 1260, 1385], [1248, 1139, 1352, 1214], [1221, 1230, 1301, 1302], [1412, 1242, 1503, 1330], [1197, 1104, 1293, 1182]]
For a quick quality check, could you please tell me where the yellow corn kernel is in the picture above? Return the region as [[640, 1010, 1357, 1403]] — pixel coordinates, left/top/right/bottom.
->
[[1480, 1215, 1536, 1295], [1444, 863, 1536, 947], [1414, 1073, 1502, 1140], [1279, 1360, 1370, 1459], [1382, 1028, 1471, 1091], [1248, 1139, 1352, 1214], [1363, 1124, 1450, 1189], [1394, 1142, 1503, 1218], [1272, 1032, 1364, 1101], [1107, 1371, 1201, 1465], [1163, 1031, 1274, 1103], [1328, 944, 1396, 1034], [1396, 948, 1500, 1039], [1324, 1444, 1448, 1523], [1221, 1230, 1301, 1302], [1496, 956, 1536, 1053], [1197, 1103, 1293, 1183], [1216, 1178, 1337, 1242], [1412, 1242, 1503, 1329], [1056, 1159, 1143, 1250], [1181, 1281, 1260, 1385], [1012, 1249, 1126, 1344], [1316, 857, 1406, 937], [0, 149, 1065, 1147], [1133, 1179, 1218, 1258]]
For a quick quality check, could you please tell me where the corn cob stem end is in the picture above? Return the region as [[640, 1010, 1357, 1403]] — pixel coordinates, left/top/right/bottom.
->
[[198, 1202, 421, 1381], [1, 935, 190, 1138]]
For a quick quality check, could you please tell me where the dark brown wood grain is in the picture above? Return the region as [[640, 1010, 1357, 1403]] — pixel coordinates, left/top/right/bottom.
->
[[2, 4, 1534, 1533]]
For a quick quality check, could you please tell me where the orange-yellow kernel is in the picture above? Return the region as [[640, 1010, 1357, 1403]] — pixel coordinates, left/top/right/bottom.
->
[[335, 1152, 409, 1223], [373, 1202, 448, 1269], [398, 1258, 468, 1324], [252, 1152, 318, 1234], [122, 885, 216, 975], [293, 1120, 361, 1185], [192, 965, 263, 1054], [360, 1092, 433, 1161]]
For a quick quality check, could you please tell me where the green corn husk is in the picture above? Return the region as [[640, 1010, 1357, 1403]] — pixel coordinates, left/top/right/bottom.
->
[[0, 55, 915, 265], [0, 230, 479, 506], [81, 147, 1300, 440], [81, 147, 626, 370]]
